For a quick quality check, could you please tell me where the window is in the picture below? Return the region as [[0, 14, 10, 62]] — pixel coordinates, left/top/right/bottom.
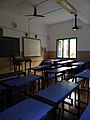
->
[[56, 37, 77, 58]]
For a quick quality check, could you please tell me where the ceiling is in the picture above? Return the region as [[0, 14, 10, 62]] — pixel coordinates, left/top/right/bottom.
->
[[0, 0, 90, 25]]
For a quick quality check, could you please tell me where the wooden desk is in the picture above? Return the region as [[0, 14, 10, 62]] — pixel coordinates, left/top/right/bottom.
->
[[44, 59, 61, 66], [72, 61, 87, 66], [71, 61, 87, 72], [33, 80, 80, 119], [0, 98, 53, 120], [56, 60, 74, 66], [47, 67, 72, 83], [29, 65, 50, 75], [79, 103, 90, 120], [75, 69, 90, 105], [13, 56, 32, 71], [2, 74, 41, 107]]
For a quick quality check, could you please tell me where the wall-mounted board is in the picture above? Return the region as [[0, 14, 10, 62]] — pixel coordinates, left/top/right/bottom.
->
[[0, 36, 20, 58], [22, 37, 41, 57]]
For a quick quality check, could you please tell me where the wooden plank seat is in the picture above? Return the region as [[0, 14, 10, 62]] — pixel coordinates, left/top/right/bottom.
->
[[0, 71, 27, 107], [0, 71, 26, 81]]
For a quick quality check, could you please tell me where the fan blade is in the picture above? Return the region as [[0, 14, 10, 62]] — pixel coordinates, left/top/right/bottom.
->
[[35, 15, 45, 17], [25, 15, 33, 16], [25, 14, 45, 17], [25, 6, 45, 17]]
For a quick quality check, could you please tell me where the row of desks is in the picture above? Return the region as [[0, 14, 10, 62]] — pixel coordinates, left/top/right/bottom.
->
[[28, 60, 87, 75], [0, 98, 53, 120], [0, 74, 42, 107], [13, 57, 87, 73], [0, 60, 89, 120], [0, 80, 80, 120]]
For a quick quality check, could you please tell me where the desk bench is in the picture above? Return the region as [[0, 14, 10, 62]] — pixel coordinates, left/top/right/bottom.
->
[[2, 74, 42, 107], [75, 69, 90, 105], [0, 98, 53, 120], [79, 103, 90, 120], [0, 71, 26, 81], [33, 80, 80, 119]]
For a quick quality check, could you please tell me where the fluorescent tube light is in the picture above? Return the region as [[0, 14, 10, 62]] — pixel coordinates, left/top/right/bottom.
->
[[56, 0, 77, 14]]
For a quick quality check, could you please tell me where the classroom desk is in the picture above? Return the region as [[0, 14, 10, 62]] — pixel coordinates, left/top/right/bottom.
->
[[71, 61, 87, 71], [44, 59, 61, 65], [0, 98, 53, 120], [29, 64, 50, 75], [33, 80, 80, 119], [79, 103, 90, 120], [13, 56, 32, 71], [2, 74, 41, 107], [75, 69, 90, 104], [56, 60, 74, 66], [47, 67, 72, 83], [71, 61, 87, 66]]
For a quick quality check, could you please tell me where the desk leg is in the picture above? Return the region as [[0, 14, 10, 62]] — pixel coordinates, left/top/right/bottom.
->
[[55, 74, 57, 83], [62, 101, 64, 119], [63, 72, 65, 80], [29, 61, 31, 73], [6, 88, 12, 108], [38, 79, 40, 91], [25, 61, 26, 71], [34, 70, 36, 75], [52, 107, 57, 120], [87, 78, 89, 104], [77, 86, 80, 119], [14, 63, 16, 71], [18, 61, 21, 71]]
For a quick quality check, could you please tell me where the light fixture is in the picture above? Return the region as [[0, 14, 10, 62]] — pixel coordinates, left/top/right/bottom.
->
[[72, 14, 79, 30], [56, 0, 77, 14]]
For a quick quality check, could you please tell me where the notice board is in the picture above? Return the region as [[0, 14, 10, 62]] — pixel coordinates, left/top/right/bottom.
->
[[22, 37, 41, 57]]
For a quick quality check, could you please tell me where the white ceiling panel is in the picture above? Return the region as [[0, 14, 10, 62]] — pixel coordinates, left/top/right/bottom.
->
[[0, 0, 90, 25]]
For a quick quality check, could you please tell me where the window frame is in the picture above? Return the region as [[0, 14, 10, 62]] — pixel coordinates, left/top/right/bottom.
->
[[56, 37, 77, 59]]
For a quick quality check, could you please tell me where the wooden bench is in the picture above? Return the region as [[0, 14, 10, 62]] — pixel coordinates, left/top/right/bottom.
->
[[0, 71, 26, 82]]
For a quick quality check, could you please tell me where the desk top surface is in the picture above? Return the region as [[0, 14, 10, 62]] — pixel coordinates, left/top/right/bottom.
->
[[15, 56, 32, 61], [80, 103, 90, 120], [72, 61, 86, 66], [57, 60, 74, 64], [44, 59, 60, 63], [0, 98, 53, 120], [36, 80, 78, 104], [31, 65, 50, 70], [75, 69, 90, 78], [48, 67, 71, 74], [3, 74, 41, 87]]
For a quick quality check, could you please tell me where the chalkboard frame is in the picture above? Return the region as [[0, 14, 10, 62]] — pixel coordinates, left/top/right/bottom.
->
[[0, 36, 20, 58]]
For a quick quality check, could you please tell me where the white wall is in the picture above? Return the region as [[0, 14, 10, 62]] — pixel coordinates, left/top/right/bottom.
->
[[0, 10, 48, 54], [47, 20, 90, 51]]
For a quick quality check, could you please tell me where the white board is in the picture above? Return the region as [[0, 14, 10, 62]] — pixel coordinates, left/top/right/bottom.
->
[[22, 37, 41, 57]]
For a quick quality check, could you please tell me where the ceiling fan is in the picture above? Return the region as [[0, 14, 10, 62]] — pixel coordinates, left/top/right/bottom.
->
[[25, 6, 45, 17]]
